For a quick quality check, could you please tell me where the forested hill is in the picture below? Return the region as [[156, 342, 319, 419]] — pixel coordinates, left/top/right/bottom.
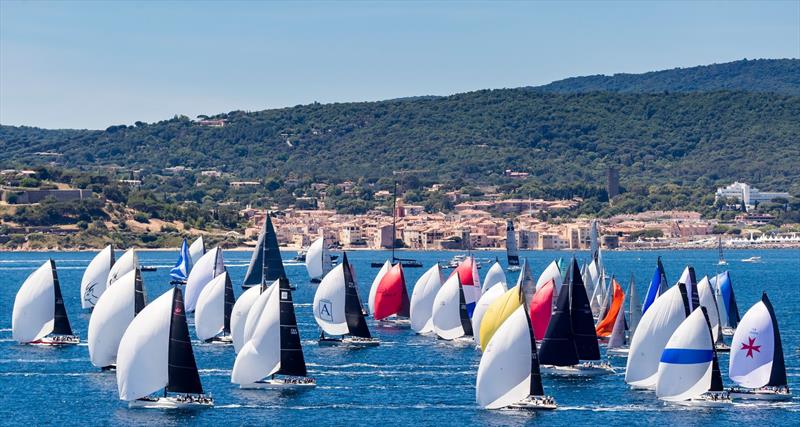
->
[[535, 59, 800, 95], [2, 90, 799, 195]]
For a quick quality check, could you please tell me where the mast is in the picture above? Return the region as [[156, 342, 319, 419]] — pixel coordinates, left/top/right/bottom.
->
[[342, 253, 371, 338], [133, 268, 146, 316], [276, 277, 307, 377], [762, 293, 787, 387], [391, 181, 397, 263], [166, 287, 204, 395], [50, 259, 73, 336], [223, 272, 235, 334], [457, 276, 473, 337]]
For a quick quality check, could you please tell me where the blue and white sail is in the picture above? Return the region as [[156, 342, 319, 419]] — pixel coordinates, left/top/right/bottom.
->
[[656, 307, 715, 401], [642, 256, 668, 314], [170, 239, 191, 283], [710, 271, 740, 332]]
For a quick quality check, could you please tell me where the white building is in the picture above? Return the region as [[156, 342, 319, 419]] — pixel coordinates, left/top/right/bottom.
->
[[715, 182, 789, 210]]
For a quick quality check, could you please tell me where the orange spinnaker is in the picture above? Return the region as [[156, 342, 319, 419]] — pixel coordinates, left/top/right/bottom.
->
[[595, 279, 624, 337]]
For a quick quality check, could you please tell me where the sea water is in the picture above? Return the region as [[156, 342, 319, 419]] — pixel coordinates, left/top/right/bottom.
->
[[0, 249, 797, 426]]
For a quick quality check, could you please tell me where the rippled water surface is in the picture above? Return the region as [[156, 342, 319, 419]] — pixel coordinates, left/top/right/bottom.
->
[[1, 249, 798, 425]]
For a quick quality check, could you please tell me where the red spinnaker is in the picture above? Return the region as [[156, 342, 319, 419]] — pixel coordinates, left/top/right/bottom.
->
[[530, 278, 555, 340], [373, 264, 410, 320]]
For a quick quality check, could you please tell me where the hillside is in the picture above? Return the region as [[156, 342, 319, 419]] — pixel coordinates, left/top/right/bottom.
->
[[535, 59, 800, 95]]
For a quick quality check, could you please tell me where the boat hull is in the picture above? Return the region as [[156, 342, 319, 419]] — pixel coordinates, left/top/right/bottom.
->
[[505, 395, 557, 411], [29, 335, 80, 346], [672, 392, 732, 407], [205, 335, 233, 345], [541, 362, 614, 377], [128, 396, 214, 409], [318, 336, 381, 347], [729, 387, 792, 401], [240, 378, 317, 390], [606, 347, 630, 356]]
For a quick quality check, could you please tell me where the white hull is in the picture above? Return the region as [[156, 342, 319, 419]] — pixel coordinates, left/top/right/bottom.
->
[[715, 343, 731, 352], [29, 335, 80, 346], [606, 347, 630, 356], [377, 318, 411, 328], [128, 396, 214, 409], [240, 378, 317, 390], [505, 395, 557, 411], [672, 392, 732, 407], [721, 327, 735, 336], [729, 387, 792, 401], [319, 336, 381, 347], [205, 335, 233, 345], [541, 362, 614, 377], [506, 266, 521, 272]]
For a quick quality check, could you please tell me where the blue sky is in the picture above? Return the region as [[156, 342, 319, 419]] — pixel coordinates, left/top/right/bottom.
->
[[1, 1, 798, 129]]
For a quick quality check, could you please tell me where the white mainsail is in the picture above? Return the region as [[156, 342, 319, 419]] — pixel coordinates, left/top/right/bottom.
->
[[313, 263, 349, 336], [80, 245, 114, 309], [536, 260, 562, 293], [116, 288, 174, 401], [231, 285, 262, 353], [368, 260, 391, 316], [107, 249, 138, 289], [88, 269, 143, 368], [12, 261, 56, 343], [482, 262, 506, 293], [625, 284, 689, 388], [231, 283, 281, 385], [189, 236, 205, 267], [304, 236, 332, 281], [729, 298, 778, 388], [243, 281, 277, 345], [184, 247, 224, 312], [432, 274, 465, 340], [697, 276, 721, 343], [471, 283, 508, 345], [476, 306, 532, 409], [409, 264, 443, 334], [195, 271, 229, 341], [656, 308, 714, 401]]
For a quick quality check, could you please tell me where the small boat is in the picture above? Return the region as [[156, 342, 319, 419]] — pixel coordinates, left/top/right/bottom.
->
[[371, 263, 411, 327], [606, 286, 629, 357], [711, 271, 740, 336], [409, 265, 443, 334], [505, 220, 520, 271], [313, 253, 380, 346], [184, 247, 225, 313], [656, 307, 731, 406], [728, 292, 791, 401], [117, 287, 213, 409], [717, 236, 728, 266], [741, 256, 761, 263], [642, 256, 668, 315], [107, 249, 138, 290], [697, 275, 729, 352], [232, 277, 315, 389], [194, 271, 236, 344], [139, 266, 157, 272], [476, 305, 556, 411], [169, 239, 191, 285], [13, 259, 79, 346], [242, 213, 290, 289], [80, 245, 115, 309], [432, 272, 474, 341], [88, 268, 147, 370], [292, 250, 307, 262], [305, 233, 334, 283]]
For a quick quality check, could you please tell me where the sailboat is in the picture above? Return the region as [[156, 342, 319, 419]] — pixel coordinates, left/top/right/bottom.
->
[[627, 273, 643, 338], [371, 263, 411, 326], [231, 277, 315, 389], [184, 246, 225, 312], [409, 264, 443, 334], [595, 278, 624, 339], [677, 266, 700, 313], [194, 271, 236, 344], [717, 236, 728, 266], [482, 261, 506, 293], [370, 182, 422, 268], [606, 297, 629, 356], [538, 258, 612, 376], [117, 287, 212, 408], [476, 304, 556, 410], [189, 236, 205, 267], [479, 281, 526, 351], [12, 259, 79, 345], [232, 280, 276, 353], [711, 271, 740, 336], [697, 276, 729, 352], [625, 282, 690, 389], [242, 214, 290, 289], [313, 253, 379, 346], [505, 220, 520, 271], [529, 277, 555, 342], [728, 292, 791, 400], [170, 239, 191, 285], [432, 272, 474, 342], [642, 256, 668, 314], [449, 256, 482, 317], [656, 307, 731, 406], [305, 233, 333, 283], [107, 249, 138, 290], [368, 260, 391, 317], [81, 244, 115, 309], [472, 273, 509, 347], [88, 268, 146, 370]]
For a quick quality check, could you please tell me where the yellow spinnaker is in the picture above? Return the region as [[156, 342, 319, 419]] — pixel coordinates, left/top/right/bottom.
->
[[479, 286, 524, 351]]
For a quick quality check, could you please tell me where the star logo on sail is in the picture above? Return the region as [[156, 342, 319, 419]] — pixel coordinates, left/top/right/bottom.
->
[[740, 336, 761, 358]]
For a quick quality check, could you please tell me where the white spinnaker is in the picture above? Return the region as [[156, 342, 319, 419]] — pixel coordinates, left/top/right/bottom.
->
[[678, 266, 696, 311], [313, 263, 349, 336], [472, 283, 508, 345], [410, 265, 443, 333], [88, 269, 139, 368], [656, 309, 713, 401], [536, 261, 562, 293], [243, 281, 277, 345], [729, 301, 775, 388], [116, 288, 173, 401], [231, 283, 281, 385], [697, 276, 721, 342], [482, 262, 506, 293], [12, 261, 56, 343], [189, 236, 205, 267], [231, 285, 262, 353], [625, 284, 688, 388], [368, 260, 391, 316], [185, 247, 224, 312], [107, 249, 138, 289], [432, 274, 465, 340], [305, 237, 325, 280], [476, 306, 532, 409], [81, 245, 114, 309], [195, 272, 229, 341]]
